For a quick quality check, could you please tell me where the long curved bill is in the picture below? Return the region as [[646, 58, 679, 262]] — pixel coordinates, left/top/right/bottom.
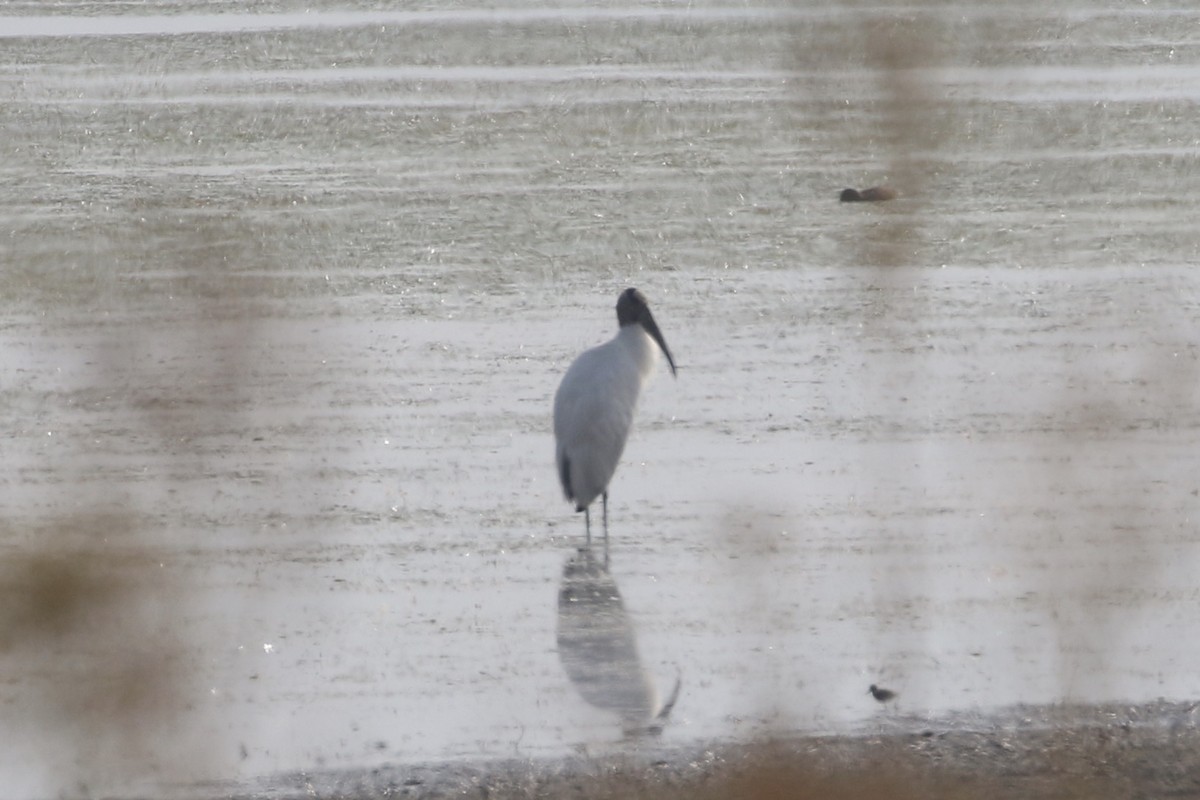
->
[[639, 308, 677, 377]]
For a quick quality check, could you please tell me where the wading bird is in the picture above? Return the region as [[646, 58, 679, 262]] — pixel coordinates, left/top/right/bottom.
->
[[553, 288, 676, 546], [868, 684, 897, 703]]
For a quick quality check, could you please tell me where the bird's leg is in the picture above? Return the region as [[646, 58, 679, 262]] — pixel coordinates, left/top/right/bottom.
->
[[584, 506, 591, 548], [602, 491, 609, 567]]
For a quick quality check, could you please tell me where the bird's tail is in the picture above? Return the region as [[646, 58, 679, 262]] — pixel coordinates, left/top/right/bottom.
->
[[556, 448, 575, 503]]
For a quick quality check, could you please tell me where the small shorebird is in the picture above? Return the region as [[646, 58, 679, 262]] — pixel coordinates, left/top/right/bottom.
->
[[553, 288, 676, 546], [868, 684, 897, 703]]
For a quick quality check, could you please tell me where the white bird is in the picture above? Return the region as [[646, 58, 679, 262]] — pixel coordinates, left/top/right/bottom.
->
[[554, 288, 677, 546]]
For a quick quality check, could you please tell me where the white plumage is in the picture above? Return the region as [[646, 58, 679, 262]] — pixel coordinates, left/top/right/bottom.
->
[[554, 288, 676, 544]]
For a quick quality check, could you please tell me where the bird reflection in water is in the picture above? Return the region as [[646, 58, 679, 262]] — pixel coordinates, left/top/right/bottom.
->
[[556, 547, 681, 738]]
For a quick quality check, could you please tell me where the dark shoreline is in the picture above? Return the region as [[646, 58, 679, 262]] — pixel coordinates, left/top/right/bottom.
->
[[227, 700, 1200, 799]]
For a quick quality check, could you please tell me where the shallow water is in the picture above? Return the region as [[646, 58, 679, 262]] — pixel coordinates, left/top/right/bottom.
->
[[3, 2, 1200, 797]]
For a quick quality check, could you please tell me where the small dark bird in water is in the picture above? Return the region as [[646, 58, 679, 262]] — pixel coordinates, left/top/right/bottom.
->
[[868, 684, 897, 703], [840, 187, 896, 202]]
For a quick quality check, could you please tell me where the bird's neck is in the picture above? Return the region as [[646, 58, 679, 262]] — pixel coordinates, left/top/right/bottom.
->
[[617, 324, 658, 378]]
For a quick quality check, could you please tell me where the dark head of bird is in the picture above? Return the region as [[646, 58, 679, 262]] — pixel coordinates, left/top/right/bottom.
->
[[841, 186, 896, 202], [616, 288, 676, 377]]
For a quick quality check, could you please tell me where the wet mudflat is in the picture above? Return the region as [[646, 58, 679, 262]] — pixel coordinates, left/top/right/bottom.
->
[[3, 2, 1200, 798], [239, 701, 1200, 800]]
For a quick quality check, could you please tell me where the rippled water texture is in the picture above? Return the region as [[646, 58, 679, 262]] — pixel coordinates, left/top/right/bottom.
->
[[3, 3, 1200, 797]]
